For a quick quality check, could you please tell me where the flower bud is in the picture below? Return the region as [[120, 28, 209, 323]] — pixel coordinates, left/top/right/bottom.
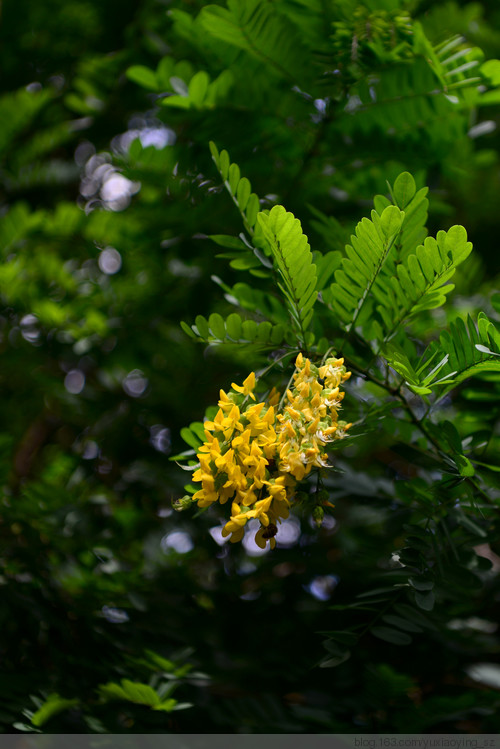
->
[[173, 495, 195, 512], [312, 505, 325, 527], [317, 489, 330, 504]]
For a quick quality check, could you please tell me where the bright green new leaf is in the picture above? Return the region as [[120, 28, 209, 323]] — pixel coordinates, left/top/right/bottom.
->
[[392, 172, 416, 209], [31, 694, 79, 728], [258, 205, 317, 344]]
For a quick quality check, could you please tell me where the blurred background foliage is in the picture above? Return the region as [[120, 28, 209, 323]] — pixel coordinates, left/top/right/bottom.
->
[[0, 0, 499, 734]]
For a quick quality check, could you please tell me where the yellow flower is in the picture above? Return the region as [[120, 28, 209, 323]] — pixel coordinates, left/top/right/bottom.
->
[[255, 524, 278, 550], [218, 389, 235, 412], [231, 371, 256, 400], [275, 353, 351, 482], [231, 428, 251, 451], [193, 486, 218, 508], [243, 402, 273, 433], [221, 502, 251, 542], [237, 485, 259, 507], [221, 496, 272, 542], [267, 387, 280, 407], [266, 478, 291, 520], [252, 496, 273, 525], [204, 404, 242, 440], [279, 448, 309, 481], [191, 354, 350, 550], [319, 358, 351, 388]]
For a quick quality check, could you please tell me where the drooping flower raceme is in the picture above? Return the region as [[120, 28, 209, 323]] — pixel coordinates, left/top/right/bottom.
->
[[277, 353, 351, 481], [191, 355, 351, 549]]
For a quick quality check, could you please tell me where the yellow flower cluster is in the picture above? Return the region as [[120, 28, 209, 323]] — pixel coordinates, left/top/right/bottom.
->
[[277, 353, 351, 482], [192, 354, 351, 549]]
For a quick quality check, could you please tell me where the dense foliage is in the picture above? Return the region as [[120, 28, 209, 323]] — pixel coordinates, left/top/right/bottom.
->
[[1, 0, 500, 734]]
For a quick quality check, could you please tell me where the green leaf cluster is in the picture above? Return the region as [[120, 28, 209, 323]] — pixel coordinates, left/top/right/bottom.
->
[[182, 312, 286, 348], [258, 206, 318, 345]]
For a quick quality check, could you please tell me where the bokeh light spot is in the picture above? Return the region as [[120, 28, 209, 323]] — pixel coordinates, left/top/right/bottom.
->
[[64, 369, 85, 394], [306, 575, 339, 601], [122, 370, 148, 398], [276, 517, 301, 548], [101, 606, 129, 624], [161, 531, 194, 554], [98, 247, 122, 275]]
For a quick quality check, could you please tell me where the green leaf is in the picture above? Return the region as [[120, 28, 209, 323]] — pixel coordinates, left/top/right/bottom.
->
[[236, 178, 251, 211], [209, 145, 262, 236], [328, 208, 400, 335], [258, 205, 317, 344], [356, 586, 398, 598], [162, 95, 191, 110], [208, 313, 226, 339], [189, 422, 207, 442], [340, 54, 478, 151], [409, 578, 434, 592], [315, 251, 342, 291], [256, 321, 272, 342], [126, 65, 158, 91], [241, 319, 257, 340], [171, 702, 193, 711], [481, 59, 500, 86], [153, 699, 178, 712], [422, 313, 500, 396], [323, 639, 348, 657], [219, 149, 230, 180], [456, 514, 488, 538], [195, 315, 210, 339], [319, 630, 359, 646], [270, 324, 285, 344], [393, 603, 438, 630], [143, 650, 176, 672], [381, 614, 423, 633], [180, 426, 203, 450], [98, 680, 161, 707], [371, 626, 412, 645], [180, 321, 197, 339], [188, 71, 209, 107], [229, 255, 261, 270], [375, 225, 473, 340], [209, 235, 247, 249], [209, 140, 219, 162], [228, 163, 240, 193], [31, 694, 79, 727], [414, 590, 435, 611], [200, 0, 310, 83], [245, 194, 260, 227], [379, 205, 405, 238], [442, 420, 462, 452], [319, 651, 351, 668], [225, 313, 242, 339], [13, 723, 42, 734], [473, 459, 500, 473], [184, 308, 284, 347], [392, 172, 416, 209], [455, 454, 475, 477]]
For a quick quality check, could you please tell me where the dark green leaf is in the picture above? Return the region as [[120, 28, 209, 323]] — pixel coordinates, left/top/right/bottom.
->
[[381, 614, 423, 633], [371, 627, 412, 645], [414, 590, 435, 611]]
